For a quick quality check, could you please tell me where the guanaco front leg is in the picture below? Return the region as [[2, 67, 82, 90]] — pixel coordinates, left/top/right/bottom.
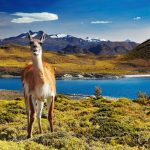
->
[[36, 100, 44, 134]]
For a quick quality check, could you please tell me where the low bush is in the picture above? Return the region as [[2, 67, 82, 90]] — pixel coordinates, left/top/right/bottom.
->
[[135, 97, 150, 105], [32, 132, 88, 150], [0, 112, 16, 124], [0, 140, 50, 150], [135, 91, 150, 105], [0, 126, 17, 140]]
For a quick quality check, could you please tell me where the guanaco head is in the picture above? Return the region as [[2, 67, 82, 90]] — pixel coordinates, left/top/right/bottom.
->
[[28, 32, 45, 56]]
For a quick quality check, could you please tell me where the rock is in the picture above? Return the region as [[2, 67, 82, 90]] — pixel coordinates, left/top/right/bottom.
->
[[94, 74, 104, 78], [62, 74, 73, 79], [83, 73, 94, 78], [74, 74, 84, 78]]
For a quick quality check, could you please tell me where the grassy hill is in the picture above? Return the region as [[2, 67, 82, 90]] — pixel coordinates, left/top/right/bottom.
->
[[127, 39, 150, 60], [0, 91, 150, 149], [1, 44, 150, 76]]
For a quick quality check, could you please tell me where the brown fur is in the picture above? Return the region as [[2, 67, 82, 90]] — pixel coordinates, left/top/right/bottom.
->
[[22, 62, 56, 95]]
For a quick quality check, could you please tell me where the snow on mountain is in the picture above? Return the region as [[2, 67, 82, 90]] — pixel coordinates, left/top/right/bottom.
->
[[21, 35, 26, 38], [3, 30, 107, 43], [0, 31, 138, 55], [49, 34, 68, 38], [84, 37, 107, 42], [20, 33, 37, 38], [1, 30, 134, 44], [20, 31, 41, 38], [32, 33, 38, 37], [100, 39, 107, 41]]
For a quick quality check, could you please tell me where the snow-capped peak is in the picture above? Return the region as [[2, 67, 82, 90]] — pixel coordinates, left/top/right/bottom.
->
[[49, 34, 68, 38], [100, 39, 107, 41], [84, 37, 107, 42]]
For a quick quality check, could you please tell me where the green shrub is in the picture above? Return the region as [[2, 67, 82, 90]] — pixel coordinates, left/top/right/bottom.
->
[[0, 140, 50, 150], [0, 112, 16, 124], [55, 94, 69, 101], [94, 86, 102, 99], [114, 98, 130, 107], [137, 91, 149, 99], [90, 103, 137, 145], [0, 127, 17, 140], [32, 132, 88, 150], [135, 92, 150, 105], [136, 98, 149, 105], [92, 98, 112, 107], [93, 120, 135, 138], [6, 101, 25, 114], [23, 141, 50, 150]]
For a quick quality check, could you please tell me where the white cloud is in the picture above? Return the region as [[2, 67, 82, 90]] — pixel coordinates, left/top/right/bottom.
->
[[11, 12, 58, 23], [91, 20, 112, 24], [133, 16, 141, 20]]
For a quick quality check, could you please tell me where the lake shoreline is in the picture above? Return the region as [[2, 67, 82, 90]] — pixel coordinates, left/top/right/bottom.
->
[[1, 73, 150, 80], [0, 89, 119, 101]]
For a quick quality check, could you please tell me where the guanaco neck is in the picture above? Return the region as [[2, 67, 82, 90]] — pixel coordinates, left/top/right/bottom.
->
[[32, 54, 45, 81]]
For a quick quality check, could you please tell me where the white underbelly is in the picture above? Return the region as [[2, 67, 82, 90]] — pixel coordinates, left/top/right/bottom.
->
[[36, 84, 52, 99], [24, 83, 55, 100]]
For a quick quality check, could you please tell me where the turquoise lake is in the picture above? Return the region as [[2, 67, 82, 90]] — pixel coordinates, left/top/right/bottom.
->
[[0, 77, 150, 99]]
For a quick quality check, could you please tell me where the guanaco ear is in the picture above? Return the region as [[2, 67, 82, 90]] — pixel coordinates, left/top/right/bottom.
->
[[27, 32, 32, 41], [40, 32, 46, 43]]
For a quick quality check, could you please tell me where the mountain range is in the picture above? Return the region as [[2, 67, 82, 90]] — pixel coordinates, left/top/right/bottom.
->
[[0, 30, 138, 55]]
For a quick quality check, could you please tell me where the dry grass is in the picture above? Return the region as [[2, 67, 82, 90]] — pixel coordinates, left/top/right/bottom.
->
[[0, 44, 150, 75], [0, 92, 150, 149]]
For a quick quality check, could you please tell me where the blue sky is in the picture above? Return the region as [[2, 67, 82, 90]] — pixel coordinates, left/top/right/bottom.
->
[[0, 0, 150, 42]]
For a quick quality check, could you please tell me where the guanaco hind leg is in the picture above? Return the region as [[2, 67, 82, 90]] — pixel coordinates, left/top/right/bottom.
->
[[27, 95, 35, 138], [47, 96, 54, 132], [24, 95, 30, 136]]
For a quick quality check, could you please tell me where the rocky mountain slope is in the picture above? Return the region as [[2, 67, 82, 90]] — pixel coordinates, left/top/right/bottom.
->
[[0, 30, 138, 55]]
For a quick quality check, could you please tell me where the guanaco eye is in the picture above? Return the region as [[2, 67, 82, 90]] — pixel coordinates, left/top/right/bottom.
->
[[39, 42, 43, 45]]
